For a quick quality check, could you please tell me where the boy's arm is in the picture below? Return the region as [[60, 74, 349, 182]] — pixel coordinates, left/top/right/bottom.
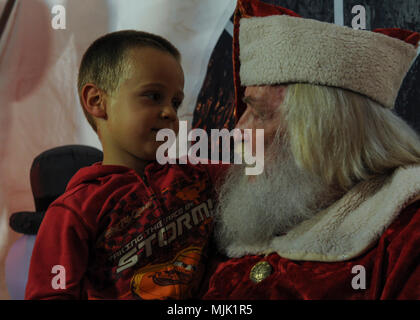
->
[[25, 203, 90, 300], [180, 154, 231, 186]]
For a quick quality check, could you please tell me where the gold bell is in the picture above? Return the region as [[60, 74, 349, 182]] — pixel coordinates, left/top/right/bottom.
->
[[249, 261, 273, 283]]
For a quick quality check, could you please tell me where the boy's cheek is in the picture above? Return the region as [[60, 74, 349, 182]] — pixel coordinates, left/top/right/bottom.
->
[[173, 122, 180, 136]]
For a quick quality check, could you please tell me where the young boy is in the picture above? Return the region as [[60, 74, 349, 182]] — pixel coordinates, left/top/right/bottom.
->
[[25, 30, 227, 300]]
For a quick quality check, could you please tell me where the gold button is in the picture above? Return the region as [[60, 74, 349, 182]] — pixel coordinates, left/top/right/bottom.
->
[[249, 261, 273, 283]]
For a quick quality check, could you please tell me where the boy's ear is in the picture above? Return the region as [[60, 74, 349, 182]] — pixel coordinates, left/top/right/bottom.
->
[[81, 83, 108, 120]]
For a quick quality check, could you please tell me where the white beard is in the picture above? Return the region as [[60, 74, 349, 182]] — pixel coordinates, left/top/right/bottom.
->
[[214, 135, 339, 253]]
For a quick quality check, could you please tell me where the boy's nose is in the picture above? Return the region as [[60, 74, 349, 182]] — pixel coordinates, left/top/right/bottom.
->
[[161, 105, 178, 121]]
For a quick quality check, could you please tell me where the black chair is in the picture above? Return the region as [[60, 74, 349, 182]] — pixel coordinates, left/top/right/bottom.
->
[[9, 145, 103, 235]]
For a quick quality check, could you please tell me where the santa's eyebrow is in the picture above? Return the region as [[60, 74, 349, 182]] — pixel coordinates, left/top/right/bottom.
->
[[242, 96, 257, 105]]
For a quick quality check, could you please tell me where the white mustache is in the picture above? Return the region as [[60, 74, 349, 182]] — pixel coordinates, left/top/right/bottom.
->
[[214, 135, 337, 252]]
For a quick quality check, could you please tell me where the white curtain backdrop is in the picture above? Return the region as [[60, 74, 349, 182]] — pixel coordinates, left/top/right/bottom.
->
[[0, 0, 235, 299]]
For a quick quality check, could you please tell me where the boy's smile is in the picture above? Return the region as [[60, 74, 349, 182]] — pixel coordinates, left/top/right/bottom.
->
[[99, 47, 184, 173]]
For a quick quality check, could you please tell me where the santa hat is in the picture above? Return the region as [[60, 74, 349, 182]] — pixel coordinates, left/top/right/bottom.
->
[[233, 0, 420, 118]]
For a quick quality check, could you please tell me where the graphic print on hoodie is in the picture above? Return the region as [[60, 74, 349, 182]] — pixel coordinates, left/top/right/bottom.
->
[[25, 161, 228, 300]]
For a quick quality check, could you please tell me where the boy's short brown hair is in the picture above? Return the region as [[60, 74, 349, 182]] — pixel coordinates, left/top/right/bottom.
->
[[77, 30, 181, 132]]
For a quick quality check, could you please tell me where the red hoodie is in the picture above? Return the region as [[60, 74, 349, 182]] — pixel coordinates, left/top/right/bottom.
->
[[25, 160, 228, 300]]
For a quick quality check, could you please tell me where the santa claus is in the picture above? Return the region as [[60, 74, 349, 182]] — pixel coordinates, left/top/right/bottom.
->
[[202, 0, 420, 299]]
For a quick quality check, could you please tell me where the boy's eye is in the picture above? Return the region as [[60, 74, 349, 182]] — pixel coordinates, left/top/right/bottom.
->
[[172, 99, 182, 110], [144, 92, 162, 102]]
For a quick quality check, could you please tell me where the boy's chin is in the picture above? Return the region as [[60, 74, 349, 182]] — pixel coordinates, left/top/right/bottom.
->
[[137, 153, 158, 163], [129, 148, 157, 163]]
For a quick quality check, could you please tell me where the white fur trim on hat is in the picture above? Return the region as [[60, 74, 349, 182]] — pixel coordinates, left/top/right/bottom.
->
[[239, 15, 417, 109]]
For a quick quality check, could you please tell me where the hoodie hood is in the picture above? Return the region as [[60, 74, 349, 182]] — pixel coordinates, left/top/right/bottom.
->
[[66, 162, 140, 191]]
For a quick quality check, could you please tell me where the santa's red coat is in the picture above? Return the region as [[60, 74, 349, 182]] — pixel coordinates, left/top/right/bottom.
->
[[202, 0, 420, 301], [202, 201, 420, 299]]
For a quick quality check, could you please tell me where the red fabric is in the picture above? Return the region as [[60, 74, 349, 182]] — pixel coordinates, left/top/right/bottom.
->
[[373, 28, 420, 48], [220, 0, 420, 302], [232, 1, 420, 122], [203, 202, 420, 299], [25, 160, 228, 300], [232, 0, 300, 122]]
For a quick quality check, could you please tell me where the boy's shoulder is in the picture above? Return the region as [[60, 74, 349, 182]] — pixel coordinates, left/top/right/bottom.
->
[[48, 163, 137, 214], [49, 181, 103, 214]]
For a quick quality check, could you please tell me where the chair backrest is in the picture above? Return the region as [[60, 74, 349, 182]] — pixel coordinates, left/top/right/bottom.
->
[[6, 144, 103, 299], [9, 144, 103, 235]]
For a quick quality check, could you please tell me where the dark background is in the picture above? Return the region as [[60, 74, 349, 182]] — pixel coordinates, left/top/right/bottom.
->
[[192, 0, 420, 134]]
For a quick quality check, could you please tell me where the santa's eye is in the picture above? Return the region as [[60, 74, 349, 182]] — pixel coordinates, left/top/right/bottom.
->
[[258, 112, 268, 119]]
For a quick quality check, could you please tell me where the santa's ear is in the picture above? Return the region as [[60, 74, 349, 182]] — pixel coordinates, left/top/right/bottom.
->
[[81, 83, 108, 120]]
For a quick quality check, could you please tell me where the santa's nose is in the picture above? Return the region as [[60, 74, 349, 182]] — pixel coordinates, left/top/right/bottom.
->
[[235, 110, 250, 130], [232, 128, 251, 143], [235, 109, 253, 139]]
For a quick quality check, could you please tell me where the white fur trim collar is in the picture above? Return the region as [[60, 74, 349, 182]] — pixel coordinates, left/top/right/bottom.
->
[[224, 165, 420, 261]]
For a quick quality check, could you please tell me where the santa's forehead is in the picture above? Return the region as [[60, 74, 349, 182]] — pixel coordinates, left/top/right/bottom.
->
[[244, 85, 286, 97], [243, 85, 287, 111]]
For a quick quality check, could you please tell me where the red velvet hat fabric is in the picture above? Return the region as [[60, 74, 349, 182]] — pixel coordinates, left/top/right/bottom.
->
[[233, 0, 419, 119], [373, 28, 420, 47]]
